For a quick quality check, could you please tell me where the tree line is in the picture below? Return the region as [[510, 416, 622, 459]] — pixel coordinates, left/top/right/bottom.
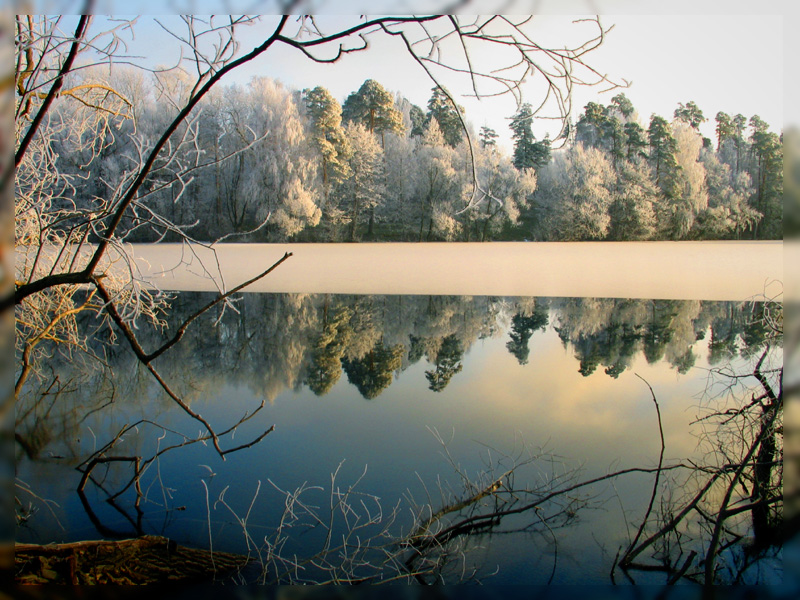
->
[[528, 96, 782, 241], [45, 68, 781, 244], [17, 292, 772, 417]]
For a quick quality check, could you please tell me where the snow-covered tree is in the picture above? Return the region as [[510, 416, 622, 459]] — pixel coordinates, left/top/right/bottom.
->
[[469, 142, 537, 241], [669, 121, 709, 238], [336, 122, 385, 241], [413, 120, 462, 241], [535, 144, 615, 241], [608, 160, 659, 241]]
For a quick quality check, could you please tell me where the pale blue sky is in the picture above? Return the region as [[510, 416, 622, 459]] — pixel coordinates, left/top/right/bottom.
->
[[50, 2, 793, 152]]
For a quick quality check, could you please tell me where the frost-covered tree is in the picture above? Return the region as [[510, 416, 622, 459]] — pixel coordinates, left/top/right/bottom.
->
[[696, 151, 759, 239], [608, 161, 659, 241], [336, 122, 385, 241], [413, 120, 462, 241], [470, 142, 537, 241], [535, 144, 614, 241], [669, 121, 709, 238], [239, 77, 321, 239], [380, 132, 420, 240]]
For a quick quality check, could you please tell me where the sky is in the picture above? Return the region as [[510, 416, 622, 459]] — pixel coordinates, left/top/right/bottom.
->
[[233, 12, 785, 150], [28, 1, 796, 154]]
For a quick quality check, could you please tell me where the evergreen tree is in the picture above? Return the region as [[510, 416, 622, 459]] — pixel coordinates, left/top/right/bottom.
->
[[342, 341, 405, 400], [510, 103, 551, 170], [610, 93, 635, 119], [425, 334, 464, 392], [479, 126, 499, 149], [409, 104, 426, 137], [732, 113, 747, 173], [425, 86, 464, 148], [341, 79, 405, 147], [303, 86, 351, 193], [624, 121, 648, 162], [575, 101, 607, 148], [673, 101, 706, 130], [605, 115, 625, 171], [608, 161, 659, 241], [647, 115, 680, 199], [714, 111, 734, 152], [747, 115, 782, 238], [505, 308, 548, 365]]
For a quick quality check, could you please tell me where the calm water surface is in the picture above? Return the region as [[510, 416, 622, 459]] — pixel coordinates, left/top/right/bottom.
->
[[15, 243, 785, 585]]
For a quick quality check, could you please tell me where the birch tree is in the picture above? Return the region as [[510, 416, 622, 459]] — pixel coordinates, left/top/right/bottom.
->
[[414, 120, 461, 241], [10, 12, 622, 450], [337, 122, 385, 241], [535, 144, 615, 241], [670, 121, 709, 238]]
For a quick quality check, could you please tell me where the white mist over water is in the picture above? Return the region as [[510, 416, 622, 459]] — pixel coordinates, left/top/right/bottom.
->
[[125, 241, 783, 302]]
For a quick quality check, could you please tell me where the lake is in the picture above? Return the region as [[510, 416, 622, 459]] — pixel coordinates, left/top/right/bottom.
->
[[14, 242, 786, 586]]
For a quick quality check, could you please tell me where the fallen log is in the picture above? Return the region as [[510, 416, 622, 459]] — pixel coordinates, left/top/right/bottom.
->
[[15, 535, 249, 585]]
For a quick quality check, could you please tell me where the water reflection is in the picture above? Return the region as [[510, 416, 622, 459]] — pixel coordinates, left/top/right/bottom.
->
[[80, 293, 776, 402], [14, 292, 784, 585]]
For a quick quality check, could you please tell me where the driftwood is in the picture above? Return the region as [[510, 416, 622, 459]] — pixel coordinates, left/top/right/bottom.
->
[[15, 535, 249, 584]]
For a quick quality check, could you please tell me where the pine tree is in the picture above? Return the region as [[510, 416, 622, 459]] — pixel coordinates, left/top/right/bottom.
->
[[624, 121, 648, 162], [510, 103, 550, 170], [575, 101, 607, 148], [341, 79, 405, 147], [425, 86, 464, 148], [409, 104, 426, 137], [714, 111, 734, 152], [479, 126, 499, 149], [303, 86, 351, 192], [673, 101, 706, 130], [610, 93, 635, 119], [732, 113, 747, 173], [747, 115, 782, 238], [647, 115, 680, 199]]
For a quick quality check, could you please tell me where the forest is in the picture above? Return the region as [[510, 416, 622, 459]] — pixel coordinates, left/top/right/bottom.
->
[[42, 68, 782, 244], [12, 15, 786, 586]]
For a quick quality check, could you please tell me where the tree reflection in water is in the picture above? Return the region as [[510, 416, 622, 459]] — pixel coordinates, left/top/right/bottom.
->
[[14, 292, 785, 585]]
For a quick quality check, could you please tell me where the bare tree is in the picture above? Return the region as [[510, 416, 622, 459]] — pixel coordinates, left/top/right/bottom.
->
[[10, 11, 621, 471]]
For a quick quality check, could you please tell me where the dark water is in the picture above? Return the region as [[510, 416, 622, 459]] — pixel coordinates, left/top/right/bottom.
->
[[15, 292, 785, 585]]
